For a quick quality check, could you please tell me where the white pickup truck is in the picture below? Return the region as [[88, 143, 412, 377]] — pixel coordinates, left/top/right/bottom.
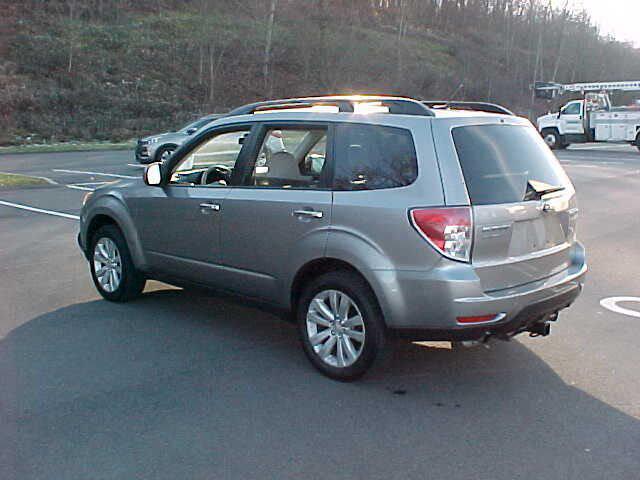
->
[[535, 85, 640, 152]]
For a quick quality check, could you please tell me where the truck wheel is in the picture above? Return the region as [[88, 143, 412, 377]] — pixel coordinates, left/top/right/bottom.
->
[[542, 129, 565, 150], [636, 134, 640, 152]]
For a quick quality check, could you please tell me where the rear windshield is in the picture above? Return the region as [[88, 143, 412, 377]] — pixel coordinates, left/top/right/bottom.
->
[[452, 124, 569, 205]]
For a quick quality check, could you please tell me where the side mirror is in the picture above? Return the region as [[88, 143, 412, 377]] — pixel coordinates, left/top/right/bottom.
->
[[143, 162, 162, 186], [186, 127, 197, 135]]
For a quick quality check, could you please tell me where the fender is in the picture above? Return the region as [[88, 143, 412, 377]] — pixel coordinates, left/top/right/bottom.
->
[[82, 194, 149, 271], [324, 227, 408, 325], [275, 226, 332, 308]]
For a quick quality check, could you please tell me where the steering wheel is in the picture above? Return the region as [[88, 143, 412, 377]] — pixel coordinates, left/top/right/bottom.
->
[[201, 164, 232, 185]]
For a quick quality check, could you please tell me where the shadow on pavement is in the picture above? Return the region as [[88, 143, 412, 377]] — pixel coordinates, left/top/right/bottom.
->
[[1, 288, 638, 480]]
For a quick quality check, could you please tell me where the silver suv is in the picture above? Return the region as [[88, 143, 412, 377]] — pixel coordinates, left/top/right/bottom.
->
[[135, 114, 221, 164], [79, 96, 586, 380]]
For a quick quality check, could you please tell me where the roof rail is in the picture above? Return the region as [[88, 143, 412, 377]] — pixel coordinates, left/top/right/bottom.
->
[[226, 95, 435, 117], [422, 101, 514, 116]]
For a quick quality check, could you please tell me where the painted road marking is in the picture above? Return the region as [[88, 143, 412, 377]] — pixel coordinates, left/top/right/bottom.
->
[[65, 181, 109, 192], [127, 163, 146, 168], [66, 185, 95, 191], [0, 200, 79, 220], [52, 169, 137, 179], [600, 297, 640, 319]]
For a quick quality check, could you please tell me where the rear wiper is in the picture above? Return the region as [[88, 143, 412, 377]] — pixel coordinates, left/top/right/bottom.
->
[[524, 180, 565, 201]]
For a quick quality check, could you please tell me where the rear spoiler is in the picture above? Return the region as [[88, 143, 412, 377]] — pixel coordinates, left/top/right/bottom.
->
[[422, 101, 514, 116]]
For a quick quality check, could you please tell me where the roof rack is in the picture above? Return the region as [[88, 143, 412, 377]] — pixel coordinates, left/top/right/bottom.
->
[[226, 95, 435, 117], [422, 101, 514, 116]]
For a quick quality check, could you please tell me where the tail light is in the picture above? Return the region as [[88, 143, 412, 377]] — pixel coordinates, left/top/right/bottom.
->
[[410, 207, 472, 262]]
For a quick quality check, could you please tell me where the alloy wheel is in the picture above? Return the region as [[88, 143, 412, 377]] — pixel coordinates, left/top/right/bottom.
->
[[93, 237, 122, 293], [306, 289, 366, 368]]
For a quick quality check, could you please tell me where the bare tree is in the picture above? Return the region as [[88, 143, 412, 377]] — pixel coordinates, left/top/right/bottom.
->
[[263, 0, 278, 98]]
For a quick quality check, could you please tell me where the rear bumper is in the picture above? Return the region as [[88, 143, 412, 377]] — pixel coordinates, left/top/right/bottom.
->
[[370, 242, 586, 338], [390, 281, 582, 341]]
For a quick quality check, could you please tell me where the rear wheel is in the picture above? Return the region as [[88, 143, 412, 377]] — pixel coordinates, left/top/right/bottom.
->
[[297, 271, 385, 381], [90, 224, 145, 302], [541, 129, 566, 150]]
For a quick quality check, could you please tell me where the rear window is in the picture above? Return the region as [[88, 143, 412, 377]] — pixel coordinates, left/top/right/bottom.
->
[[333, 124, 418, 191], [452, 124, 569, 205]]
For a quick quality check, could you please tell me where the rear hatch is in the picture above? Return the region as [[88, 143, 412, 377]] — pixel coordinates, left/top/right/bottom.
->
[[451, 123, 577, 292]]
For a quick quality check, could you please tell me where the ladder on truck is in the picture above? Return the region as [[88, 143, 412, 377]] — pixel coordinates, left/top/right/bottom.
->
[[534, 81, 640, 99]]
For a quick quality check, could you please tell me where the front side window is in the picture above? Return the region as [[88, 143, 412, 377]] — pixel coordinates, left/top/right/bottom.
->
[[248, 128, 328, 189], [562, 102, 581, 115], [170, 129, 249, 186], [333, 124, 418, 191]]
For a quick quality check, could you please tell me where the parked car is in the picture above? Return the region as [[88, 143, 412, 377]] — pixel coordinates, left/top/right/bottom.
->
[[79, 95, 586, 381], [135, 114, 221, 164]]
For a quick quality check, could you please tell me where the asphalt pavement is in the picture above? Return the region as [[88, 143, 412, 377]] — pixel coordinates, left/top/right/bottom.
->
[[1, 145, 639, 479]]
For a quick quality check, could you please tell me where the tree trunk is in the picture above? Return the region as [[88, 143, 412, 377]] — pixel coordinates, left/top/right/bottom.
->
[[263, 0, 278, 98]]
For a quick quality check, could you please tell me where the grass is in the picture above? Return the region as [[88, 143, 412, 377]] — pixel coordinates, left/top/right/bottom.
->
[[0, 173, 50, 188], [0, 141, 135, 154]]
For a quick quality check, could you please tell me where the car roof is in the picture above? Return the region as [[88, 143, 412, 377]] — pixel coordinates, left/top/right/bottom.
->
[[220, 95, 515, 122]]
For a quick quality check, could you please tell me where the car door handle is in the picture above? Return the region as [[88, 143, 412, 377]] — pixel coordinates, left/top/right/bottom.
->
[[199, 202, 220, 211], [293, 209, 323, 219]]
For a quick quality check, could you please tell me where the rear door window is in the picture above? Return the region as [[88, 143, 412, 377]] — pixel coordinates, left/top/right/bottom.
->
[[333, 124, 418, 190], [452, 124, 569, 205]]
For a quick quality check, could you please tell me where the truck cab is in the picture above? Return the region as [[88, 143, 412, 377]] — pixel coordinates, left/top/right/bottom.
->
[[537, 100, 585, 149]]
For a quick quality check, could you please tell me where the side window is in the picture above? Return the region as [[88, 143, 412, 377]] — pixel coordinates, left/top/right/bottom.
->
[[333, 124, 418, 191], [249, 128, 328, 189], [562, 102, 581, 115], [170, 129, 249, 186]]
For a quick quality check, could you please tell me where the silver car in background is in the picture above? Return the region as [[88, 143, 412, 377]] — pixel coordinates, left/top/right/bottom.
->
[[135, 114, 221, 164], [80, 95, 586, 381]]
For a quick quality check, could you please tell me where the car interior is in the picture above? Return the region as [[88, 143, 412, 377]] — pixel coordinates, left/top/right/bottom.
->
[[169, 128, 327, 188]]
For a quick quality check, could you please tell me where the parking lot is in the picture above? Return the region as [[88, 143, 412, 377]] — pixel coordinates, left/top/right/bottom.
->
[[1, 145, 639, 479]]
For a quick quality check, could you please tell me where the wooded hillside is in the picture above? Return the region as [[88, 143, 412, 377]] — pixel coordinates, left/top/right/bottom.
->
[[2, 0, 640, 145]]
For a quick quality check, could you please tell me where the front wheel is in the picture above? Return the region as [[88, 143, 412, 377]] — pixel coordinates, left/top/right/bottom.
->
[[297, 271, 385, 381], [541, 129, 566, 150], [155, 145, 176, 163], [90, 224, 146, 302]]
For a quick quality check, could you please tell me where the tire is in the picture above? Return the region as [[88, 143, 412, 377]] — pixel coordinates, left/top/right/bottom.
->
[[155, 145, 177, 163], [541, 129, 565, 150], [297, 271, 386, 381], [89, 224, 146, 302], [636, 134, 640, 152]]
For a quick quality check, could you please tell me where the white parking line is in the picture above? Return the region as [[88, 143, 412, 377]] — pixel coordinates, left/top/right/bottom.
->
[[52, 169, 137, 179], [127, 163, 146, 168], [0, 200, 79, 220], [65, 180, 109, 192], [600, 297, 640, 318]]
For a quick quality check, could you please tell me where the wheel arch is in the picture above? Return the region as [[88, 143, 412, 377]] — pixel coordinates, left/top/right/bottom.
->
[[155, 143, 179, 162], [290, 258, 384, 323], [83, 198, 148, 271]]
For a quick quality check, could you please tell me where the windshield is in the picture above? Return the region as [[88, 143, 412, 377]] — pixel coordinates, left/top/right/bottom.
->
[[452, 124, 570, 205]]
